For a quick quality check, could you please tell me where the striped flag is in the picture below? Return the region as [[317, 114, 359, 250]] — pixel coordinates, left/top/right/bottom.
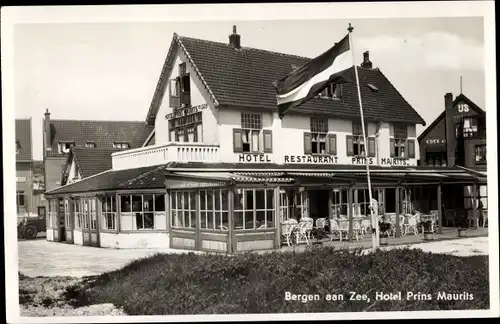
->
[[273, 33, 355, 118]]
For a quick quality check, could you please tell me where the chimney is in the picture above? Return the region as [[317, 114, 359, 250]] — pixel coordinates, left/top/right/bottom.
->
[[44, 108, 51, 155], [444, 93, 456, 166], [229, 25, 241, 49], [361, 51, 373, 69]]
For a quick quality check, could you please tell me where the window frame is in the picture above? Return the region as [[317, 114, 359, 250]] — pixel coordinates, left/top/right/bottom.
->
[[352, 122, 367, 157], [309, 117, 329, 155], [119, 194, 162, 230], [391, 124, 408, 158], [85, 141, 96, 148], [233, 188, 275, 230], [113, 142, 130, 149], [241, 113, 263, 153], [168, 111, 203, 143], [475, 144, 487, 164], [58, 141, 74, 154], [101, 196, 117, 230]]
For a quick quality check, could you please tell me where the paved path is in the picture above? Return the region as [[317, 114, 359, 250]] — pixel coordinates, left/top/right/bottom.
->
[[18, 239, 200, 278], [378, 236, 489, 257], [18, 234, 489, 278]]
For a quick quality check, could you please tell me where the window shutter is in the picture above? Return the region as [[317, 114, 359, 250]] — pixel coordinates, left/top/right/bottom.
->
[[346, 135, 353, 156], [263, 130, 273, 153], [304, 132, 312, 154], [407, 125, 416, 138], [233, 128, 243, 153], [390, 138, 395, 157], [389, 123, 394, 137], [368, 137, 376, 157], [327, 134, 337, 155], [408, 139, 415, 158], [169, 79, 181, 108]]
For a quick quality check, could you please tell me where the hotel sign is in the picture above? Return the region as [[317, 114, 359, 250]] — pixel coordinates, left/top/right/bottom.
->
[[165, 103, 208, 120], [381, 158, 410, 166]]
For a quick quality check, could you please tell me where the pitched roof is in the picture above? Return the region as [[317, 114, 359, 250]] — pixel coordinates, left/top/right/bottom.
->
[[417, 93, 486, 142], [146, 33, 426, 126], [417, 111, 445, 142], [47, 165, 164, 195], [452, 93, 486, 116], [45, 119, 153, 157], [69, 147, 125, 179], [45, 161, 479, 195], [15, 119, 32, 161]]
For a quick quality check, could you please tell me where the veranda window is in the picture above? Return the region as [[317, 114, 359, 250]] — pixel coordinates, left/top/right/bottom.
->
[[73, 199, 82, 229], [234, 188, 275, 229], [199, 190, 229, 230], [101, 196, 117, 230], [332, 189, 349, 218], [170, 191, 197, 229], [353, 189, 371, 217], [90, 199, 97, 230], [82, 199, 90, 229], [119, 194, 165, 230], [64, 199, 70, 228]]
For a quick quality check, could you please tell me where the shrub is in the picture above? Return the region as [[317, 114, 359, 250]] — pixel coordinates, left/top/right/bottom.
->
[[70, 247, 489, 315], [418, 220, 433, 233]]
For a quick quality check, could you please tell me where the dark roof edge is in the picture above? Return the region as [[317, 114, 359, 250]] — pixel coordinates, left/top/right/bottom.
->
[[417, 111, 446, 142], [376, 69, 427, 126], [45, 169, 113, 195], [452, 93, 486, 116]]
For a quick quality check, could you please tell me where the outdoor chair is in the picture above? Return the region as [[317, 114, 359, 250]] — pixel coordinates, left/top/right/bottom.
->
[[295, 220, 311, 245], [338, 219, 355, 241], [444, 209, 456, 227], [482, 210, 488, 227], [467, 210, 478, 228], [361, 219, 372, 235], [404, 214, 419, 235], [281, 221, 297, 247], [353, 220, 363, 240], [315, 218, 328, 230]]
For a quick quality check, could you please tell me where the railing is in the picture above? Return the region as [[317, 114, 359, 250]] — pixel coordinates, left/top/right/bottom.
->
[[112, 143, 220, 170]]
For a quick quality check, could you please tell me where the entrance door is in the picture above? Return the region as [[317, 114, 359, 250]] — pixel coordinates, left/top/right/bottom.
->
[[82, 198, 91, 246], [64, 199, 74, 243], [309, 190, 330, 220], [279, 190, 289, 222], [89, 198, 99, 247]]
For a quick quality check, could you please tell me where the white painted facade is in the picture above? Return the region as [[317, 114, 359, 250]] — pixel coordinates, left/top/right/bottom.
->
[[66, 159, 82, 184], [100, 232, 170, 249], [110, 47, 421, 170], [73, 229, 83, 245]]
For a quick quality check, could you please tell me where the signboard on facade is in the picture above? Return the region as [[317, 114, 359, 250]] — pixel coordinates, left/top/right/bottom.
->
[[165, 103, 208, 120], [380, 158, 411, 166], [425, 139, 446, 144], [16, 177, 27, 183]]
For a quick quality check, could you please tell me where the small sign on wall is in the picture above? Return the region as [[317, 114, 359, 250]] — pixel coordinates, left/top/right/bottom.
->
[[16, 177, 27, 183]]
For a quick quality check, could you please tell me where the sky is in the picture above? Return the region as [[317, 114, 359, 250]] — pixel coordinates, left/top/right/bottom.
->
[[12, 13, 486, 161]]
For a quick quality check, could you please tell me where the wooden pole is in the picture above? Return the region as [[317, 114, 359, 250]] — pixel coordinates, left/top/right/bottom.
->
[[395, 186, 401, 238], [348, 187, 353, 241], [472, 182, 478, 229], [348, 23, 377, 250], [228, 189, 234, 253], [437, 183, 443, 234], [274, 186, 281, 249]]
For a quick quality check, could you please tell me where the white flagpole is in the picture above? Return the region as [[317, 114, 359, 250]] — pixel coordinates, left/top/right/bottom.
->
[[348, 23, 379, 251]]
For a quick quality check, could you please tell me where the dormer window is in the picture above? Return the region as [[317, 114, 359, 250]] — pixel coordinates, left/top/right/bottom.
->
[[85, 141, 96, 148], [319, 84, 342, 99], [367, 84, 379, 92], [113, 142, 130, 149], [169, 63, 191, 109], [58, 141, 74, 154]]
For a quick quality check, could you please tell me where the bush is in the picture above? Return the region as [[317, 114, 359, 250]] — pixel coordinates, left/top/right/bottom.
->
[[73, 248, 489, 314]]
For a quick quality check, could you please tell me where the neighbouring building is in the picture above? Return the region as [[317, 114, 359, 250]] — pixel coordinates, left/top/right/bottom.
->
[[45, 27, 484, 251], [16, 118, 37, 216], [42, 108, 154, 192], [418, 93, 487, 224]]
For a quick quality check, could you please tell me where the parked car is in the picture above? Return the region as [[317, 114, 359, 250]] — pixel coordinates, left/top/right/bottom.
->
[[17, 214, 46, 240]]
